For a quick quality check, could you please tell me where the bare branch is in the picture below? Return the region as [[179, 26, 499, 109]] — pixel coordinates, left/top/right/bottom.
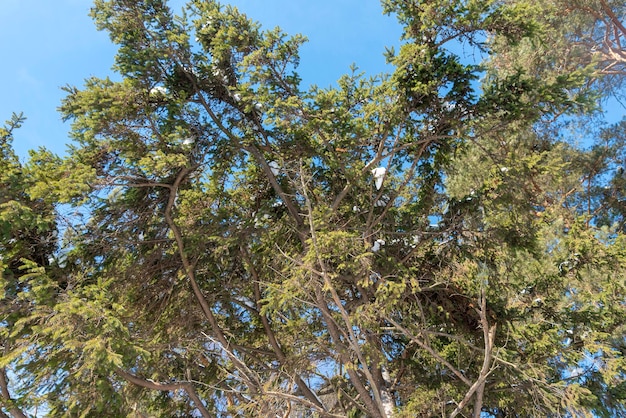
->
[[115, 368, 211, 418], [450, 288, 497, 418], [385, 317, 472, 387]]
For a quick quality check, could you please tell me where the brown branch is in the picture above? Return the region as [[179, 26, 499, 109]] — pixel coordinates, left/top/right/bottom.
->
[[450, 288, 497, 418], [0, 368, 33, 418], [311, 285, 377, 417], [115, 368, 211, 418], [330, 122, 402, 213], [168, 46, 306, 240], [240, 247, 325, 411], [385, 318, 472, 387], [300, 165, 387, 418], [600, 0, 626, 42], [263, 391, 346, 418], [161, 168, 262, 395], [242, 144, 305, 235]]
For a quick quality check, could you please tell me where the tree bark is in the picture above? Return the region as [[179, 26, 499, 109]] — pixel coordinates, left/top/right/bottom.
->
[[450, 289, 497, 418], [116, 368, 212, 418], [0, 369, 28, 418]]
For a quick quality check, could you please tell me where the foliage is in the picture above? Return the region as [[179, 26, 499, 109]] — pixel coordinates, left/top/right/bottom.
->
[[2, 0, 626, 417]]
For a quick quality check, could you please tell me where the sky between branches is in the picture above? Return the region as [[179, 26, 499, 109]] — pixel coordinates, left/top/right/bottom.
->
[[0, 0, 403, 159]]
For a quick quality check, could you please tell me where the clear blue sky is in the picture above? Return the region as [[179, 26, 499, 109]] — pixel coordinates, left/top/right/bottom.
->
[[0, 0, 402, 159]]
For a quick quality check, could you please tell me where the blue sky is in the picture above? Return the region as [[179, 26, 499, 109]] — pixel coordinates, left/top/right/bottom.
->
[[0, 0, 402, 159]]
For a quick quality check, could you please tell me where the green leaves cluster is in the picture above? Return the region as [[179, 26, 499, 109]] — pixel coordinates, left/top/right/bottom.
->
[[2, 0, 626, 417]]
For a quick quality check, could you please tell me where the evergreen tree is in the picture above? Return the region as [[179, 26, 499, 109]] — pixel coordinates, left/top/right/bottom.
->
[[2, 0, 626, 416]]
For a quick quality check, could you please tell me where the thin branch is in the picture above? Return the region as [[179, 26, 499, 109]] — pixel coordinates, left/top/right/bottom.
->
[[161, 168, 262, 395], [240, 246, 325, 411], [116, 368, 211, 418], [169, 45, 306, 240], [263, 392, 345, 418], [300, 163, 385, 417], [330, 124, 404, 212], [386, 317, 472, 387], [600, 0, 626, 42], [243, 144, 305, 235]]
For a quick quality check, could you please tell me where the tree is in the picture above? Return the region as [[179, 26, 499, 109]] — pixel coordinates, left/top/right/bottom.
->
[[0, 113, 46, 418], [1, 0, 626, 416], [564, 0, 626, 77]]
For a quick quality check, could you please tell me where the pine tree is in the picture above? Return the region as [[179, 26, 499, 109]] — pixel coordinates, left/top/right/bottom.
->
[[2, 0, 626, 416]]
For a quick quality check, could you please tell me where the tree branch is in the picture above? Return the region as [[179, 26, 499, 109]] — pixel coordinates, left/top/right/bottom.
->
[[385, 318, 472, 387], [0, 368, 29, 418], [161, 168, 263, 397], [115, 368, 211, 418], [300, 164, 388, 418], [240, 246, 325, 411], [450, 288, 497, 418]]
